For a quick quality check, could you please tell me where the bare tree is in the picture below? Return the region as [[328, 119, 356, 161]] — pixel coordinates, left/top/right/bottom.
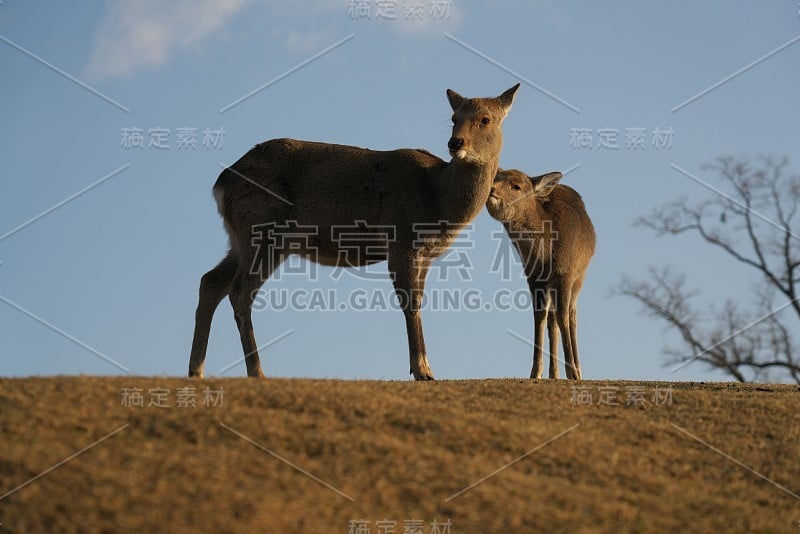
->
[[617, 156, 800, 383]]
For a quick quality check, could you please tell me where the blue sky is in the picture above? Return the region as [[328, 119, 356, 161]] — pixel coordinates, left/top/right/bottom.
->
[[1, 1, 798, 381]]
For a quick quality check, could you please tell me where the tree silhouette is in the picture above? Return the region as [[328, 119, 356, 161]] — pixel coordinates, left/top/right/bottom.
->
[[617, 156, 800, 383]]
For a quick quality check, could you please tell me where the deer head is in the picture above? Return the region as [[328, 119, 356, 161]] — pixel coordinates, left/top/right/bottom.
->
[[446, 83, 520, 165], [486, 169, 563, 222]]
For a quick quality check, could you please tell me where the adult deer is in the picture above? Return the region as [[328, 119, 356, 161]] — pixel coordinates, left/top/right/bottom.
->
[[486, 169, 595, 379], [188, 84, 520, 379]]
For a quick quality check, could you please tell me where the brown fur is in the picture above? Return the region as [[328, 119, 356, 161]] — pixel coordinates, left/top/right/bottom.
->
[[188, 84, 520, 379], [486, 169, 595, 379]]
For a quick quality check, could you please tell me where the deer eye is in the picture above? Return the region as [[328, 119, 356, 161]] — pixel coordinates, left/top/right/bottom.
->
[[481, 116, 491, 125], [511, 184, 522, 191]]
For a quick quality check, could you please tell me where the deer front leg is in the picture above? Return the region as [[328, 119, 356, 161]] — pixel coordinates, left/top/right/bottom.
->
[[531, 308, 547, 379], [547, 310, 560, 379], [529, 282, 549, 379], [403, 307, 433, 381], [391, 256, 434, 381]]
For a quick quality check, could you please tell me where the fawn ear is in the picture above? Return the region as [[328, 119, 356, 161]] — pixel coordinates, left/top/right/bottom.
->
[[497, 83, 520, 115], [531, 171, 563, 196], [447, 89, 465, 111]]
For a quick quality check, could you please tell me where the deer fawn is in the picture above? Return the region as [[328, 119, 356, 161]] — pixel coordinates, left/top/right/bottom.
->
[[188, 84, 520, 379], [486, 169, 595, 379]]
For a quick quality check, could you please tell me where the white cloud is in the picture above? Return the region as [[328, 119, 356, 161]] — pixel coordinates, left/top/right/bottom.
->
[[86, 0, 248, 80], [85, 0, 463, 79]]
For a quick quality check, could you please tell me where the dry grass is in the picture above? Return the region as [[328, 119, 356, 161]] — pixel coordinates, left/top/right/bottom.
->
[[0, 377, 798, 533]]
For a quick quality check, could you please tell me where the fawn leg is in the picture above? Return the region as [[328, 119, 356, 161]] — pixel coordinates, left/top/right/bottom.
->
[[547, 310, 560, 379], [555, 284, 578, 380], [529, 283, 550, 379]]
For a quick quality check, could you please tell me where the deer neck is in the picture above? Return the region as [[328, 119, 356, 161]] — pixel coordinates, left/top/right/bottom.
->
[[436, 156, 499, 227]]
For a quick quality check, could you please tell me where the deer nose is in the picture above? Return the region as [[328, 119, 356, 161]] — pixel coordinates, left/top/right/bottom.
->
[[448, 137, 464, 150]]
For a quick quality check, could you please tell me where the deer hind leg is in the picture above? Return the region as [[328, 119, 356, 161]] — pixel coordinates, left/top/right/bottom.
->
[[391, 255, 434, 381], [547, 309, 560, 379], [189, 252, 238, 378], [554, 283, 578, 380], [228, 245, 283, 378], [529, 283, 550, 379], [567, 306, 581, 380], [568, 279, 584, 380]]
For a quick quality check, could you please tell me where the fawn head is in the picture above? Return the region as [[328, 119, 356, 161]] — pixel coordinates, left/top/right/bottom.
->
[[446, 83, 520, 164], [486, 169, 563, 222]]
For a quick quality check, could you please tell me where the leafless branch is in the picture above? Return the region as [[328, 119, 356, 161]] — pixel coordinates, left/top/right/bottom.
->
[[618, 156, 800, 383]]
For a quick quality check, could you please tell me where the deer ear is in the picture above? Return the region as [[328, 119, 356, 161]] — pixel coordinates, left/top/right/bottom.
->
[[447, 89, 465, 111], [531, 171, 563, 196], [497, 83, 520, 114]]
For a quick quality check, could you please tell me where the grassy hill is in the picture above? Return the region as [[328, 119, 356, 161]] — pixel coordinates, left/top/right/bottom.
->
[[0, 377, 798, 533]]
